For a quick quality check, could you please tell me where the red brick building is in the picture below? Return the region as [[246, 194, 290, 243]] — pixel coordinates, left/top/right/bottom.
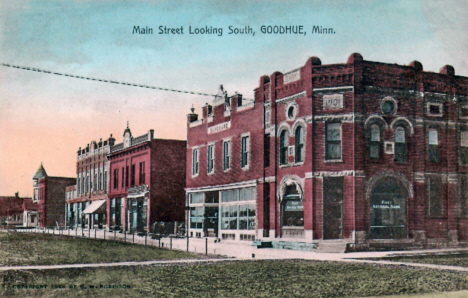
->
[[187, 54, 468, 250], [186, 86, 261, 240], [0, 193, 29, 228], [32, 164, 76, 228], [107, 125, 186, 233], [65, 135, 115, 228]]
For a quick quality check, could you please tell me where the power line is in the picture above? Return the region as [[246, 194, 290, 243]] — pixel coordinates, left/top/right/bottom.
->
[[1, 62, 218, 97]]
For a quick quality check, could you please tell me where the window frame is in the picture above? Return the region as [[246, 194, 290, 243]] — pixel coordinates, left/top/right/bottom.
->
[[139, 162, 146, 185], [369, 124, 381, 160], [394, 126, 407, 163], [294, 126, 304, 163], [428, 128, 440, 163], [241, 134, 250, 170], [426, 102, 443, 117], [223, 140, 231, 171], [264, 134, 270, 167], [460, 130, 468, 165], [113, 169, 119, 189], [192, 147, 199, 177], [325, 122, 342, 161], [279, 130, 289, 165], [207, 143, 215, 174]]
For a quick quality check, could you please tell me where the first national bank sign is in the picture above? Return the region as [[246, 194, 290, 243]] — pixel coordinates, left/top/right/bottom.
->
[[208, 121, 231, 134]]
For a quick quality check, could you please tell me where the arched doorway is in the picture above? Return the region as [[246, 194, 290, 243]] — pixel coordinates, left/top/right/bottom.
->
[[280, 180, 304, 238], [370, 176, 408, 239]]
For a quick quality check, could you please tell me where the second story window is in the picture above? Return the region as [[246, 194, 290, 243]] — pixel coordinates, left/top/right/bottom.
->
[[325, 122, 342, 161], [94, 174, 97, 191], [223, 141, 231, 171], [461, 131, 468, 165], [280, 130, 288, 165], [394, 126, 407, 163], [241, 135, 250, 168], [428, 129, 440, 163], [131, 164, 135, 186], [139, 162, 145, 184], [370, 124, 380, 160], [207, 144, 214, 174], [192, 148, 199, 176], [264, 134, 270, 167], [113, 169, 119, 189], [125, 166, 129, 188], [295, 126, 304, 163], [121, 167, 124, 188], [104, 171, 107, 193]]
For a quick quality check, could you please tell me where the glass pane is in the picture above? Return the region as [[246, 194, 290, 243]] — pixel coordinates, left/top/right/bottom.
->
[[230, 205, 238, 217], [370, 143, 380, 159], [248, 218, 256, 230], [248, 204, 256, 217], [239, 218, 247, 230], [327, 123, 341, 141], [395, 127, 405, 143], [429, 129, 438, 145], [229, 218, 238, 230], [239, 205, 248, 217], [327, 143, 341, 159], [461, 131, 468, 147], [371, 125, 380, 141]]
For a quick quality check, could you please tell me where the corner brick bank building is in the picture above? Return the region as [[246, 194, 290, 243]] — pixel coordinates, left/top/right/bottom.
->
[[186, 53, 468, 251]]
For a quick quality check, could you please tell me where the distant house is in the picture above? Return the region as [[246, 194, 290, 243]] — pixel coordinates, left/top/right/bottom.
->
[[0, 193, 31, 228], [32, 164, 76, 228], [22, 198, 39, 227]]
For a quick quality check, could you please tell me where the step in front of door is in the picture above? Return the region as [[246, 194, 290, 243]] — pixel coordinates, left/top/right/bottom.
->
[[316, 241, 348, 253]]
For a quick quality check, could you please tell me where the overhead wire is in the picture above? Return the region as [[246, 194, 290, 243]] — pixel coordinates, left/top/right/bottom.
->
[[1, 62, 230, 98]]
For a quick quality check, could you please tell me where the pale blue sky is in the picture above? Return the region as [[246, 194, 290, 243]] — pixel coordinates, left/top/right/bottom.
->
[[0, 0, 467, 195]]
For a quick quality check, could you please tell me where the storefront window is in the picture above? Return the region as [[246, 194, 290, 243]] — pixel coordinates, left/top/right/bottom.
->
[[190, 207, 204, 229], [190, 193, 204, 204], [221, 204, 255, 230]]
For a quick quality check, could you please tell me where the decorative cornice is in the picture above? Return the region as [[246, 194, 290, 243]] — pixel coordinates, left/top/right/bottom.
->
[[305, 170, 364, 178], [314, 113, 355, 123], [276, 91, 307, 104], [313, 86, 354, 93], [186, 179, 257, 192]]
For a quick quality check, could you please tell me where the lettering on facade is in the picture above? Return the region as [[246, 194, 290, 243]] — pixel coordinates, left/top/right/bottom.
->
[[372, 200, 401, 209], [208, 121, 231, 134], [283, 69, 301, 84], [323, 94, 343, 110]]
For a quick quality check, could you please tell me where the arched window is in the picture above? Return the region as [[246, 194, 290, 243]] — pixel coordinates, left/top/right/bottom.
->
[[295, 126, 304, 163], [370, 124, 380, 160], [280, 130, 288, 165], [394, 127, 407, 162]]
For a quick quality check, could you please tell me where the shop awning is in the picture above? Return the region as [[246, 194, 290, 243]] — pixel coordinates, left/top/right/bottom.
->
[[83, 199, 106, 214]]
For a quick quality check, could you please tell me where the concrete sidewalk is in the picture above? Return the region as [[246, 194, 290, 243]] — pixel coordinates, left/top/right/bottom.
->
[[0, 258, 235, 271], [11, 228, 468, 270]]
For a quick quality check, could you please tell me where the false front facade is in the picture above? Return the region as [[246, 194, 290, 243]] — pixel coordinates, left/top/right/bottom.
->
[[65, 135, 115, 228], [107, 125, 186, 233]]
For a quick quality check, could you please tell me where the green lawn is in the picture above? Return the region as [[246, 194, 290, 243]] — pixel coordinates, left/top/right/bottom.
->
[[2, 260, 468, 297], [367, 252, 468, 267], [0, 232, 199, 266]]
